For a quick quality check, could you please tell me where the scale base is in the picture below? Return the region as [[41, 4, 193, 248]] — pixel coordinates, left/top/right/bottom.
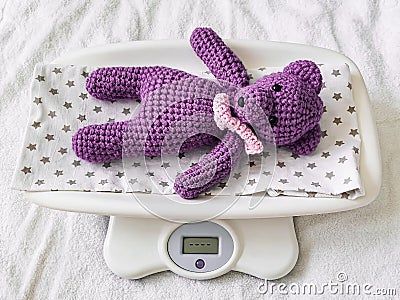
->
[[103, 216, 298, 280]]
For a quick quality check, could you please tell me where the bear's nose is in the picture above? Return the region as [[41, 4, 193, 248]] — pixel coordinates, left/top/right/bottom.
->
[[269, 116, 278, 127], [238, 97, 245, 107]]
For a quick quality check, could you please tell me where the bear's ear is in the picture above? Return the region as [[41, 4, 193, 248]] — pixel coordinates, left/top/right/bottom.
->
[[283, 60, 323, 94]]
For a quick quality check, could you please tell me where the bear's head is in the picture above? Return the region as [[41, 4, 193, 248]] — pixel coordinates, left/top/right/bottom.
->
[[232, 60, 323, 147]]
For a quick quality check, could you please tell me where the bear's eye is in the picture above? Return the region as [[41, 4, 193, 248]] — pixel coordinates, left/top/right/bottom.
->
[[271, 84, 282, 92], [237, 96, 245, 107], [269, 116, 278, 127]]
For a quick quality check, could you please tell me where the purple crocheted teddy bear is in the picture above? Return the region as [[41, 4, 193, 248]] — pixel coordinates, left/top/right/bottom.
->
[[72, 27, 323, 199]]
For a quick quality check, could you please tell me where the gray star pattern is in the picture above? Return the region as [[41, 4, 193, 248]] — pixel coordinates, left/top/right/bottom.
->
[[48, 111, 57, 118], [333, 117, 342, 125], [45, 134, 54, 141], [32, 121, 41, 129], [218, 182, 227, 189], [63, 102, 72, 109], [21, 166, 32, 174], [26, 143, 37, 151], [116, 172, 125, 178], [85, 172, 95, 178], [103, 162, 112, 168], [54, 170, 63, 177], [62, 125, 71, 133], [311, 182, 321, 188], [129, 178, 138, 184], [307, 163, 317, 169], [343, 177, 352, 184], [321, 152, 331, 158], [72, 160, 81, 167], [49, 88, 58, 95], [33, 97, 42, 105], [93, 106, 102, 113], [40, 157, 50, 164], [65, 80, 75, 88], [58, 147, 68, 155], [248, 179, 256, 186], [233, 173, 241, 179], [347, 106, 356, 114], [52, 68, 62, 74], [79, 93, 88, 100], [325, 172, 335, 179], [35, 179, 45, 186], [276, 161, 286, 168], [349, 129, 359, 137], [332, 93, 342, 101], [335, 140, 345, 146], [77, 114, 86, 122], [293, 171, 303, 178], [122, 108, 131, 115], [99, 179, 108, 185], [35, 75, 45, 82]]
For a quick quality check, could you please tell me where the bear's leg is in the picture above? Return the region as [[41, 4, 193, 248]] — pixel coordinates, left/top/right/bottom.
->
[[86, 66, 195, 101], [72, 121, 127, 163], [174, 131, 244, 199], [285, 124, 321, 155]]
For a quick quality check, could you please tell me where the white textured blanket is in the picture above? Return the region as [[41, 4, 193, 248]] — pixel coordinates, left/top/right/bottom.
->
[[1, 1, 399, 299]]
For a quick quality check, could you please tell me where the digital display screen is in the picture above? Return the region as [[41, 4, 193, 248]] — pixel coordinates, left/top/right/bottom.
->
[[182, 237, 219, 254]]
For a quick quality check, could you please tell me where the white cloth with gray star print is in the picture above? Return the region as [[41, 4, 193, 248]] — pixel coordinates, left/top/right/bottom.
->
[[12, 64, 364, 199]]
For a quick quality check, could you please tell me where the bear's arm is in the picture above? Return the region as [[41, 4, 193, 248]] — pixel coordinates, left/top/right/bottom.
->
[[190, 27, 249, 88], [285, 124, 322, 155], [174, 131, 244, 199]]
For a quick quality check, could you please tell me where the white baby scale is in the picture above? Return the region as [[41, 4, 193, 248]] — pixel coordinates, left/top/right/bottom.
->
[[24, 39, 381, 280]]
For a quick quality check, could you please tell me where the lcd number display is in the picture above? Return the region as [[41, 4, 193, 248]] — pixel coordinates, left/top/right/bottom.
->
[[182, 237, 219, 254]]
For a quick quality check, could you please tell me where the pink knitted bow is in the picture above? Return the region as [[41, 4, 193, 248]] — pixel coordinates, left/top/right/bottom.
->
[[213, 93, 263, 155]]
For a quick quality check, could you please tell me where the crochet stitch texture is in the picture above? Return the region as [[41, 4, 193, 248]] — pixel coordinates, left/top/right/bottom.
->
[[72, 27, 323, 199]]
